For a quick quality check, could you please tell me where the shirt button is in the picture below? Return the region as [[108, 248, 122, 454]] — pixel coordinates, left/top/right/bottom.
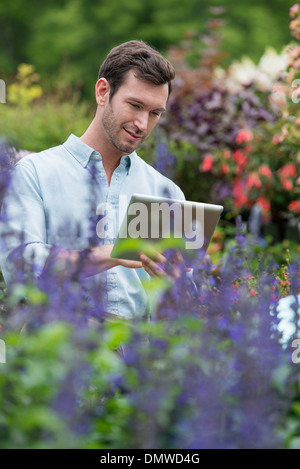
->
[[107, 204, 113, 210], [94, 154, 100, 160], [100, 172, 105, 178], [109, 275, 114, 282]]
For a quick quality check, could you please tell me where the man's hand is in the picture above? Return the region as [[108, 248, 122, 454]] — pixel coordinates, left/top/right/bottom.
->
[[139, 250, 189, 280], [43, 244, 143, 280], [86, 244, 143, 273]]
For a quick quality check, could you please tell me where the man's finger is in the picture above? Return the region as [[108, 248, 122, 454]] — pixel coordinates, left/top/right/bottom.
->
[[140, 253, 167, 277]]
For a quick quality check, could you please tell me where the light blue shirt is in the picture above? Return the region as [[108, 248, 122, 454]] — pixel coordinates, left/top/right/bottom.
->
[[0, 134, 185, 319]]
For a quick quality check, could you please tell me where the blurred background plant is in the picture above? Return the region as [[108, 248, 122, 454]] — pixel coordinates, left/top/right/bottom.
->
[[140, 4, 300, 266], [0, 0, 296, 99], [0, 223, 299, 449], [0, 63, 91, 151]]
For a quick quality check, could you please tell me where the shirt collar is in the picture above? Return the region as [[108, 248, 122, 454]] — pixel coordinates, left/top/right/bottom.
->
[[63, 133, 133, 173], [63, 134, 95, 167]]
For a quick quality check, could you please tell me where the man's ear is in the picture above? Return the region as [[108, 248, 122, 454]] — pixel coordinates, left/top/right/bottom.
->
[[95, 78, 110, 106]]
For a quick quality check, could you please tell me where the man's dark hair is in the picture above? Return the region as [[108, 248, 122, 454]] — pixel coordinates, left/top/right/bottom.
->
[[97, 40, 175, 100]]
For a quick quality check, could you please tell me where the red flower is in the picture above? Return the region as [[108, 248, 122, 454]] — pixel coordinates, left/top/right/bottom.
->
[[201, 153, 214, 172], [221, 163, 230, 175], [233, 178, 249, 208], [259, 165, 273, 178], [289, 200, 300, 213], [246, 172, 262, 190], [277, 163, 297, 192], [257, 196, 271, 213], [248, 290, 258, 297], [233, 150, 248, 171], [277, 163, 297, 178], [281, 179, 294, 191], [235, 129, 253, 144]]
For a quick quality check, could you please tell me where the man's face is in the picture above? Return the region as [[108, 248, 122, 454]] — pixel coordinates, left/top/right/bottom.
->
[[101, 70, 168, 156]]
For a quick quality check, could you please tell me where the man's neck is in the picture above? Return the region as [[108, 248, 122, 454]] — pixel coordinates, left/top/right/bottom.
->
[[80, 120, 123, 185]]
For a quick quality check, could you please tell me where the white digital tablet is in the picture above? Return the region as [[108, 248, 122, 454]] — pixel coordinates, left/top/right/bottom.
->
[[110, 193, 223, 262]]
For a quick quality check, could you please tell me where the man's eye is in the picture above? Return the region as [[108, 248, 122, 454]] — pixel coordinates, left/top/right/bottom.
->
[[129, 103, 140, 109]]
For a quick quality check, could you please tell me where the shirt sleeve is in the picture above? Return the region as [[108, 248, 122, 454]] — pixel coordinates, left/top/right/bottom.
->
[[0, 161, 52, 286]]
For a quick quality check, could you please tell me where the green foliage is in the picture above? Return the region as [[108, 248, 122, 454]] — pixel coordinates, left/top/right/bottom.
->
[[0, 319, 137, 449], [0, 219, 298, 448], [219, 0, 295, 63], [0, 322, 78, 448], [0, 298, 297, 449], [0, 1, 299, 451], [0, 63, 92, 152], [0, 0, 297, 100], [1, 100, 91, 152]]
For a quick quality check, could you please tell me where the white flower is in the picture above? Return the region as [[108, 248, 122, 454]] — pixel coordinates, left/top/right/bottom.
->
[[216, 47, 289, 93], [258, 47, 288, 81], [276, 294, 300, 345]]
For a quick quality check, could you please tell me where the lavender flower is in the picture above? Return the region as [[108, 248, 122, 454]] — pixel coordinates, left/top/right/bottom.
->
[[0, 138, 299, 449]]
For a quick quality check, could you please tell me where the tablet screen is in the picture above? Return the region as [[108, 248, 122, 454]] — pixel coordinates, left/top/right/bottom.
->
[[110, 193, 223, 261]]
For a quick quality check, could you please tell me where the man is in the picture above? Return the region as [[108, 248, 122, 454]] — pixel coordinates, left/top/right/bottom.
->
[[0, 40, 186, 320]]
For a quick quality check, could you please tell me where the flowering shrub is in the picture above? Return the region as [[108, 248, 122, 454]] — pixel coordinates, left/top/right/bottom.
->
[[0, 141, 299, 449], [141, 6, 300, 256], [0, 223, 299, 449]]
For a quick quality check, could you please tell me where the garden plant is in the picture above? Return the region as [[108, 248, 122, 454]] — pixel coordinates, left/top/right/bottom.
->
[[0, 4, 299, 450]]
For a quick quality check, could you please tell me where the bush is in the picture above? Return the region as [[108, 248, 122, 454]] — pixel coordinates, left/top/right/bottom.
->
[[0, 64, 92, 152], [0, 211, 299, 448]]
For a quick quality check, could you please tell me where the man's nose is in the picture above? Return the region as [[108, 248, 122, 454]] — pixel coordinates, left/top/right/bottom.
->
[[135, 112, 149, 133]]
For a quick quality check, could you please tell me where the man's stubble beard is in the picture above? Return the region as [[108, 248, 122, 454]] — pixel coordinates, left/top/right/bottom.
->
[[102, 102, 142, 155]]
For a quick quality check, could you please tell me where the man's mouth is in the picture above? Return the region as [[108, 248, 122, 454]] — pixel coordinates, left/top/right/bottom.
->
[[124, 128, 144, 142]]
